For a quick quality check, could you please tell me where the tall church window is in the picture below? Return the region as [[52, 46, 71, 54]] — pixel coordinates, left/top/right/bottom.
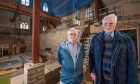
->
[[43, 3, 48, 12], [85, 6, 93, 20], [21, 0, 30, 6]]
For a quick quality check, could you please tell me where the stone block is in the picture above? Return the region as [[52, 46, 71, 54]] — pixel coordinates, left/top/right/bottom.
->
[[24, 63, 45, 84]]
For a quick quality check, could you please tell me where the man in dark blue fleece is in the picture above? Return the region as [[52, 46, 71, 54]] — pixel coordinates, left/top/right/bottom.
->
[[89, 14, 138, 84], [57, 28, 88, 84]]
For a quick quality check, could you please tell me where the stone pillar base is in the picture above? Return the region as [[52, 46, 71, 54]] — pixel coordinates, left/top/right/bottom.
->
[[24, 63, 45, 84]]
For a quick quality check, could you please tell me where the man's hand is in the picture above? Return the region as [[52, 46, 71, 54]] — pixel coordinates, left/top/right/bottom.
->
[[83, 65, 87, 73], [90, 73, 97, 81]]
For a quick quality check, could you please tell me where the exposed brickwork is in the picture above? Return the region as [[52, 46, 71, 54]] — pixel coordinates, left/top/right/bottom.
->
[[40, 28, 81, 58], [44, 62, 61, 84], [24, 63, 45, 84]]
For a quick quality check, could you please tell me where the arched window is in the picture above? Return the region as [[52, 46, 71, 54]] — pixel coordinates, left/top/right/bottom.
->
[[20, 22, 29, 30], [75, 10, 80, 20], [25, 23, 29, 29], [42, 26, 47, 32], [21, 0, 29, 6], [20, 22, 25, 29], [74, 10, 80, 25], [85, 6, 93, 20], [43, 3, 48, 12]]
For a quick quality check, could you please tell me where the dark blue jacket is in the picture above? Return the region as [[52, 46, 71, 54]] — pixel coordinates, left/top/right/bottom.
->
[[57, 41, 84, 84], [89, 31, 138, 84]]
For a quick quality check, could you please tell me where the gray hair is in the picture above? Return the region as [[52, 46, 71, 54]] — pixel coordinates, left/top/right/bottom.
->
[[102, 14, 118, 23], [68, 28, 78, 35]]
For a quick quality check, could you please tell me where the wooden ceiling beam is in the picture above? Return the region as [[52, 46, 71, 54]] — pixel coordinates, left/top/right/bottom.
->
[[0, 0, 61, 23]]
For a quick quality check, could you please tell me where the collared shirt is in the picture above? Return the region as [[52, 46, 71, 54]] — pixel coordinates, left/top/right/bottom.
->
[[104, 31, 114, 38], [67, 41, 78, 65]]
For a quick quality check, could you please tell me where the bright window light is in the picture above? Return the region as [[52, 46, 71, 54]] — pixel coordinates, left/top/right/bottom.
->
[[21, 0, 29, 6], [43, 3, 48, 12]]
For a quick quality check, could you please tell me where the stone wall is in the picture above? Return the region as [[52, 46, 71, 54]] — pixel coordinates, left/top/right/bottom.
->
[[24, 63, 45, 84], [0, 9, 32, 53], [40, 29, 68, 57], [0, 34, 32, 55], [0, 9, 31, 29], [120, 2, 140, 16], [20, 35, 32, 52], [90, 24, 103, 34], [40, 27, 82, 58], [45, 62, 60, 84]]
